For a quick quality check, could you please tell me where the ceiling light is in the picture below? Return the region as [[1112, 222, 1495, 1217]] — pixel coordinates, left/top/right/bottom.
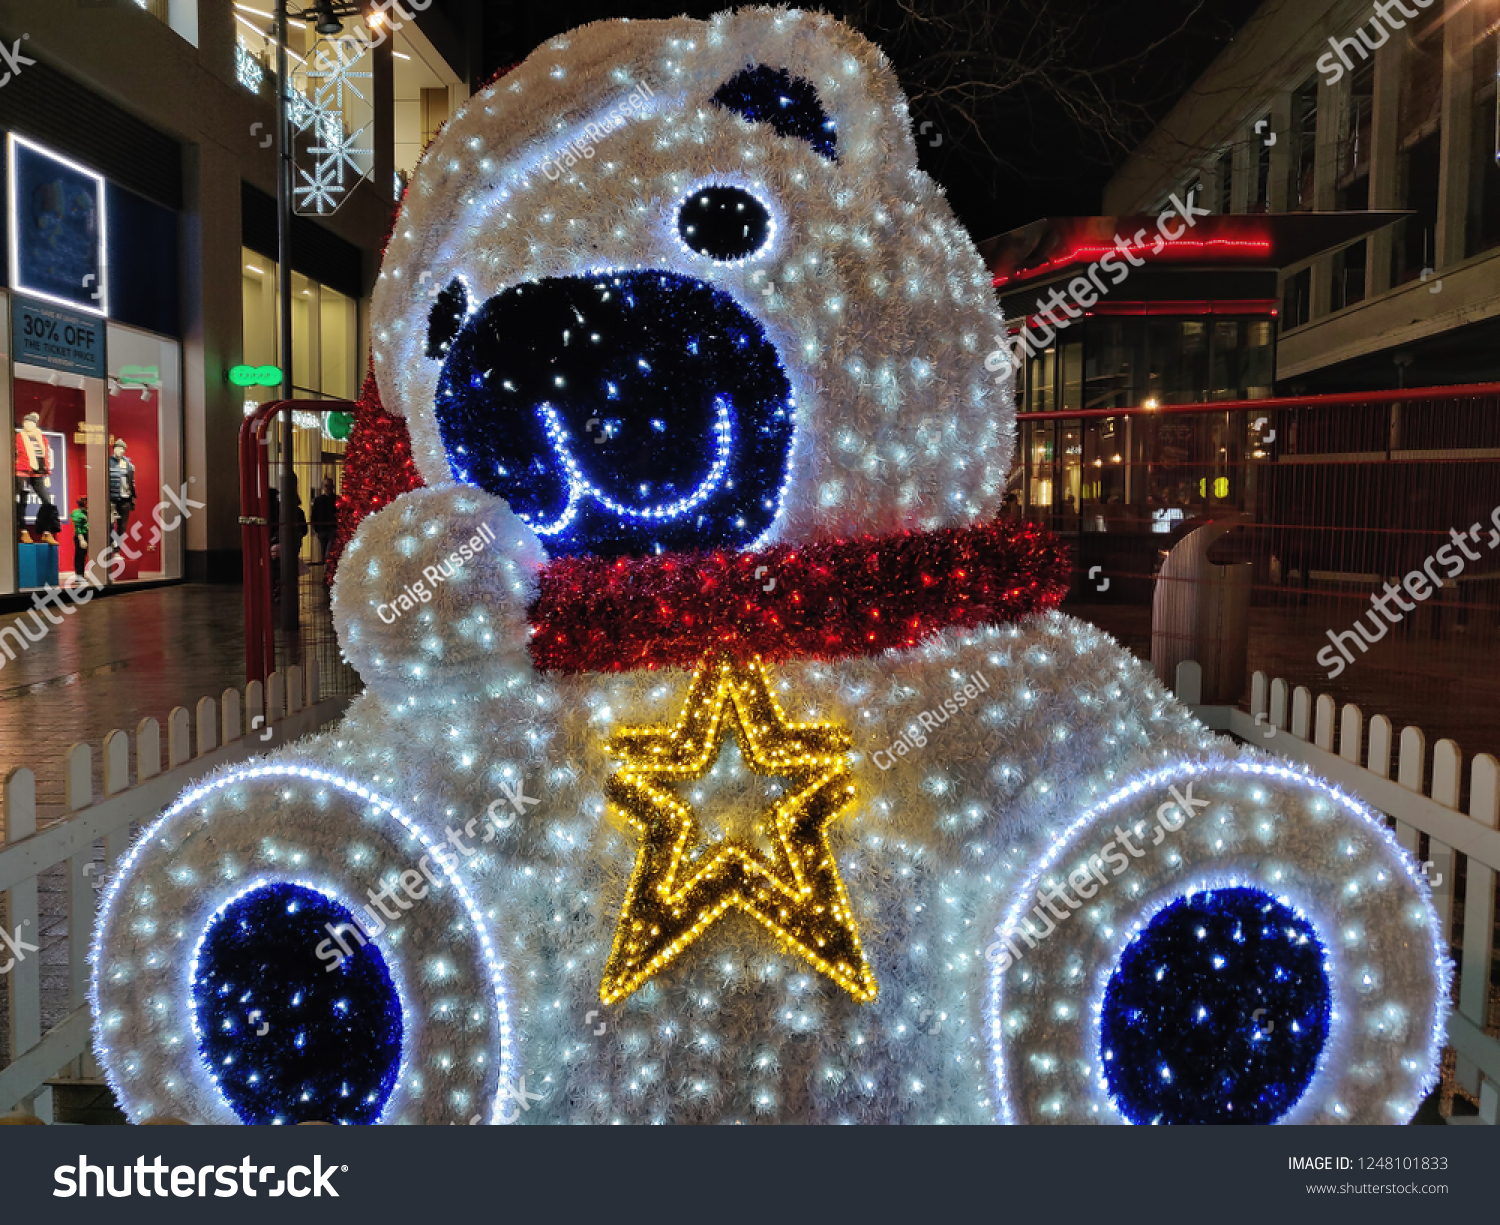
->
[[314, 2, 342, 35]]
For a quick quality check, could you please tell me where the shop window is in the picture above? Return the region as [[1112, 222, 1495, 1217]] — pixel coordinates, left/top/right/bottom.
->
[[1250, 114, 1272, 213], [1027, 346, 1056, 413], [1083, 318, 1143, 410], [1334, 161, 1369, 308], [1057, 424, 1082, 528], [1027, 421, 1055, 511], [1207, 318, 1275, 400], [241, 250, 359, 567], [1178, 320, 1209, 402], [1210, 321, 1246, 400], [1282, 267, 1312, 330], [1181, 178, 1204, 215], [1468, 23, 1500, 256], [1395, 134, 1441, 284], [241, 248, 359, 409], [1291, 77, 1318, 210], [1333, 240, 1367, 310], [8, 324, 177, 590], [1242, 320, 1274, 397], [1084, 417, 1127, 523], [12, 358, 107, 592], [1060, 341, 1083, 412], [1390, 5, 1442, 284], [107, 324, 183, 583], [1398, 7, 1444, 147], [1147, 319, 1209, 404], [1137, 409, 1203, 525], [1338, 61, 1374, 187]]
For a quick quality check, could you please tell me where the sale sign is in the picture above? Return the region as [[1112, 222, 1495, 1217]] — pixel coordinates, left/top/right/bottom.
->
[[12, 296, 105, 377]]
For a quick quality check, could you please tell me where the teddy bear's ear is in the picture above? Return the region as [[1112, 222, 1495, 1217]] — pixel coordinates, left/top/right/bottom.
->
[[699, 9, 918, 181], [710, 64, 838, 162]]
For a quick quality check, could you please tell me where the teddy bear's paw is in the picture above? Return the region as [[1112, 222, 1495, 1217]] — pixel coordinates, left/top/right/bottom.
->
[[91, 762, 516, 1124], [986, 759, 1448, 1125], [333, 485, 546, 699]]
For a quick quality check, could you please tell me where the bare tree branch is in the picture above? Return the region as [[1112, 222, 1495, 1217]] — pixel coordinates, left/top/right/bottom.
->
[[834, 0, 1227, 192]]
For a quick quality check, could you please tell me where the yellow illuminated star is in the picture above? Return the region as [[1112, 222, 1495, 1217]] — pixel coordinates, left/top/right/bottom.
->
[[599, 652, 877, 1004]]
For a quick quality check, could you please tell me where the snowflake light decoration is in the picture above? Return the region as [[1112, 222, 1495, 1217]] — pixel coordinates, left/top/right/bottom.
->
[[293, 36, 374, 216], [294, 158, 348, 215]]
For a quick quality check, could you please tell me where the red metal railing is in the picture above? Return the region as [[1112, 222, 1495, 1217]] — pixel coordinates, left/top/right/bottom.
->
[[239, 399, 356, 685], [1015, 380, 1500, 759], [1014, 380, 1500, 422]]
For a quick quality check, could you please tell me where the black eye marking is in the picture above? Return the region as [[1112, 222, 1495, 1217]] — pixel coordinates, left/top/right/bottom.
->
[[711, 64, 837, 162], [426, 278, 469, 360], [677, 186, 773, 263]]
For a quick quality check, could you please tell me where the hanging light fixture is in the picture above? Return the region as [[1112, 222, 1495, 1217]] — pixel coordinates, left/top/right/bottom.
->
[[313, 1, 342, 35]]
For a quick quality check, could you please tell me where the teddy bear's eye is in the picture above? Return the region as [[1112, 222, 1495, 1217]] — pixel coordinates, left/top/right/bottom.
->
[[712, 64, 837, 162], [677, 186, 773, 263]]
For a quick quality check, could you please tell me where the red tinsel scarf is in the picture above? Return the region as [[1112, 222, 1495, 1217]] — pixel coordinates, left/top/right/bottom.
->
[[528, 519, 1070, 674]]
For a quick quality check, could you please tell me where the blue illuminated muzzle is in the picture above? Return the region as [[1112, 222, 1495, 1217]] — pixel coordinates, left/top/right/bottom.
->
[[431, 271, 796, 558]]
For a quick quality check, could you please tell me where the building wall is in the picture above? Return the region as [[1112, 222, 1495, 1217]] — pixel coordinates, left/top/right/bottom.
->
[[1103, 0, 1500, 391], [0, 0, 402, 580]]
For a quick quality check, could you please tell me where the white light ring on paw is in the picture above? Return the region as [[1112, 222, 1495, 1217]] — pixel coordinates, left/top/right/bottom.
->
[[984, 759, 1449, 1125], [90, 764, 516, 1124]]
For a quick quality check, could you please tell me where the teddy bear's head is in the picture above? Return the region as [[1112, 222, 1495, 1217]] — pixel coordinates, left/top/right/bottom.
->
[[372, 7, 1013, 559]]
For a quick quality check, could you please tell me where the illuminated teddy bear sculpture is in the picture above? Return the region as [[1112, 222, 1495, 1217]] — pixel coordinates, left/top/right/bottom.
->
[[92, 9, 1447, 1126]]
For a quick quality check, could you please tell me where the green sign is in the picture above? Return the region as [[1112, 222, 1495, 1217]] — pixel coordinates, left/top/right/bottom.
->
[[229, 363, 284, 387], [325, 410, 355, 441]]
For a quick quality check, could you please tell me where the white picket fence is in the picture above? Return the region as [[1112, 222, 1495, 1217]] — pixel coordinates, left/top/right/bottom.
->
[[0, 663, 351, 1119], [1179, 661, 1500, 1124], [2, 658, 1495, 1124]]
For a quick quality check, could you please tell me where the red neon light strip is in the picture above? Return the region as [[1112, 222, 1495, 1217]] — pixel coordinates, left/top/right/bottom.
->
[[993, 237, 1272, 287], [1008, 299, 1280, 328]]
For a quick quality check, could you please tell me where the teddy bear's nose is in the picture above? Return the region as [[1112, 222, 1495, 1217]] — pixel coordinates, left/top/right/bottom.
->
[[428, 271, 796, 558], [676, 186, 773, 263]]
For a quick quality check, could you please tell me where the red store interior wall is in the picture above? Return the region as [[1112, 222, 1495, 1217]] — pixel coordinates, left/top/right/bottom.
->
[[14, 380, 85, 566]]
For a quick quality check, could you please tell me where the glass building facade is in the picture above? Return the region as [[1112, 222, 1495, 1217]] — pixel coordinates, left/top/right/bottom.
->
[[1014, 312, 1275, 532]]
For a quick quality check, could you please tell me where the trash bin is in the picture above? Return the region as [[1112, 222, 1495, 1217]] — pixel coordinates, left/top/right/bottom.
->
[[1151, 517, 1252, 705]]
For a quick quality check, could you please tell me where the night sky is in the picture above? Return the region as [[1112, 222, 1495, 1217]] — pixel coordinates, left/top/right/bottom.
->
[[474, 0, 1266, 241]]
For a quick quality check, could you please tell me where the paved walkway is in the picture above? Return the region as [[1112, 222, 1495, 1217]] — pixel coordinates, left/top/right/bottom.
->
[[0, 586, 250, 813], [0, 586, 256, 1074], [1068, 600, 1500, 770]]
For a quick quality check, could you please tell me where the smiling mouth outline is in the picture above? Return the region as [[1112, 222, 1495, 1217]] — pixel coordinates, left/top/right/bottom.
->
[[522, 396, 737, 538]]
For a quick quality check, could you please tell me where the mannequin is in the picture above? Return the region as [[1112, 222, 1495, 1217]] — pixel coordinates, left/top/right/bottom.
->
[[70, 495, 89, 579], [14, 411, 57, 544], [109, 439, 137, 547]]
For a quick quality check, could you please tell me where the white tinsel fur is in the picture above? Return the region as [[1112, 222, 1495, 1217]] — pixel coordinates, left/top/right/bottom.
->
[[91, 7, 1447, 1124]]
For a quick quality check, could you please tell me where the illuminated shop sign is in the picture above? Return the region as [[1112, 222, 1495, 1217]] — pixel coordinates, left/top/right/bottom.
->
[[12, 296, 104, 378], [229, 363, 284, 387], [7, 133, 109, 317]]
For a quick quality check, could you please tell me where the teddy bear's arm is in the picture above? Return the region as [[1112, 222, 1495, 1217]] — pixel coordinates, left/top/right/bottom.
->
[[332, 484, 546, 697]]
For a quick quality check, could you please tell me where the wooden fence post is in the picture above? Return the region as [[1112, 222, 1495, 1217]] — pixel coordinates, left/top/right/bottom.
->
[[1, 768, 47, 1121], [65, 745, 97, 1081], [1457, 754, 1499, 1098]]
